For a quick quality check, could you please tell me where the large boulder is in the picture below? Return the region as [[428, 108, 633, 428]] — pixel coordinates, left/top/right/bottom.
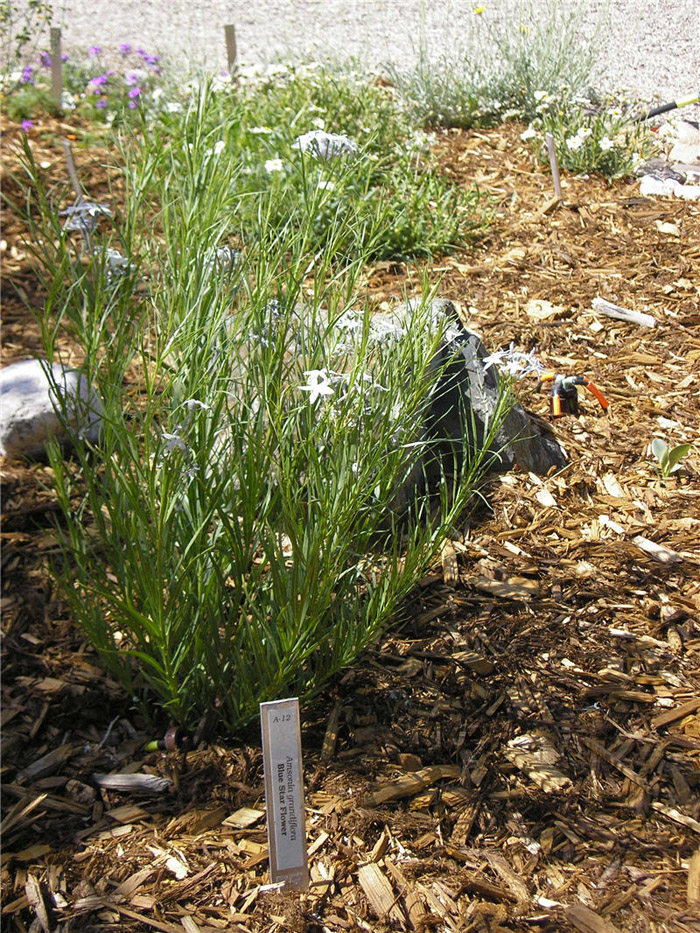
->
[[0, 359, 103, 460], [375, 299, 567, 477]]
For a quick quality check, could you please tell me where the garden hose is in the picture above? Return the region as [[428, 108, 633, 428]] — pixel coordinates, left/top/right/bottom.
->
[[636, 90, 699, 122]]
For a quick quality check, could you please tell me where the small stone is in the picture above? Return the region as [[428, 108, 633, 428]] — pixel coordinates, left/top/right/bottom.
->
[[0, 359, 103, 460]]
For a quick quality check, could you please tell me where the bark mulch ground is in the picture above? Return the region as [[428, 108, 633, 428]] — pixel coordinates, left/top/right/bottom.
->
[[2, 116, 699, 933]]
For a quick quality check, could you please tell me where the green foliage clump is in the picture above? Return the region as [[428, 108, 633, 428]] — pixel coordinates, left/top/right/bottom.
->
[[388, 0, 599, 128], [163, 66, 486, 261], [522, 96, 657, 179], [15, 84, 507, 734]]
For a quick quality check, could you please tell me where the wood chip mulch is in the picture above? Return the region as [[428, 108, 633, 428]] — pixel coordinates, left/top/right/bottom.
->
[[1, 117, 699, 933]]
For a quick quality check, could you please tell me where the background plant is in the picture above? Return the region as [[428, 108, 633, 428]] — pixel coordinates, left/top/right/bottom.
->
[[523, 96, 656, 178], [16, 85, 509, 734], [0, 0, 56, 93], [387, 0, 601, 129], [4, 40, 167, 125], [158, 66, 487, 261]]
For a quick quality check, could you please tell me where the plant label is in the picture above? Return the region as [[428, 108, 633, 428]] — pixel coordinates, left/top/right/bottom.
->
[[260, 698, 309, 889]]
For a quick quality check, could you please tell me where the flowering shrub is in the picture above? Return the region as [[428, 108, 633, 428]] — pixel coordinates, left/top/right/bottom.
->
[[521, 96, 656, 178], [181, 67, 486, 261], [388, 0, 599, 128], [3, 41, 166, 124], [15, 83, 508, 733]]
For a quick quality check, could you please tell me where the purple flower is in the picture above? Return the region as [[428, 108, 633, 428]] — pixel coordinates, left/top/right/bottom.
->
[[128, 87, 141, 99], [38, 51, 51, 68], [61, 53, 69, 61], [144, 54, 159, 67], [88, 45, 102, 57], [125, 72, 139, 86], [135, 47, 147, 58], [21, 65, 34, 84], [96, 97, 108, 109], [90, 73, 109, 87], [129, 100, 138, 109], [119, 43, 132, 54], [21, 120, 34, 132]]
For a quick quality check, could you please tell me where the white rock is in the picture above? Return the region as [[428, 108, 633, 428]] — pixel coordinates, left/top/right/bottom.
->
[[0, 359, 103, 459]]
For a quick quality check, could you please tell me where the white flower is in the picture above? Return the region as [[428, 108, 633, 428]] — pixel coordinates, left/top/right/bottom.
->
[[292, 130, 358, 160], [249, 126, 273, 135], [317, 179, 335, 191], [533, 90, 549, 102], [299, 369, 335, 404], [184, 399, 211, 412], [599, 136, 614, 151], [211, 73, 233, 93], [578, 126, 592, 139], [311, 116, 326, 130], [520, 125, 537, 140], [264, 158, 284, 173], [166, 102, 183, 113], [213, 140, 226, 156], [566, 134, 584, 152], [162, 432, 187, 453]]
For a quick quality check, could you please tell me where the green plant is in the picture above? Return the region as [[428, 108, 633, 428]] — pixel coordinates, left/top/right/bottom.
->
[[16, 88, 509, 735], [651, 438, 691, 478], [388, 0, 601, 128], [523, 97, 657, 178], [165, 66, 488, 261], [0, 0, 55, 93]]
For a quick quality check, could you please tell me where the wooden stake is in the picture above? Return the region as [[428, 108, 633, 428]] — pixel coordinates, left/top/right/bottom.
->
[[224, 24, 237, 73], [545, 132, 562, 200], [50, 28, 63, 108], [62, 140, 84, 204]]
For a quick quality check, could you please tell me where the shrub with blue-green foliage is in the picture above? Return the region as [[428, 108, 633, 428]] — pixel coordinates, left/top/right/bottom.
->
[[15, 78, 507, 734]]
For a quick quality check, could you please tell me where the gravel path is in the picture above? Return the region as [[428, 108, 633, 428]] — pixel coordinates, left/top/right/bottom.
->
[[49, 0, 699, 111]]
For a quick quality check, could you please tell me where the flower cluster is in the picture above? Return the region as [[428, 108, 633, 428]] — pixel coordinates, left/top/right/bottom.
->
[[482, 343, 544, 379], [25, 42, 166, 121], [292, 130, 358, 160], [520, 94, 656, 180]]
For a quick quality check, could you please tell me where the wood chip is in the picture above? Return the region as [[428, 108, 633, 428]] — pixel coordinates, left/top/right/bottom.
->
[[688, 846, 700, 906], [321, 699, 343, 761], [652, 698, 700, 730], [385, 856, 427, 931], [651, 801, 700, 834], [363, 764, 462, 806], [631, 535, 682, 565], [591, 297, 656, 328], [473, 576, 540, 599], [506, 731, 572, 792], [580, 737, 649, 789], [24, 873, 50, 933], [92, 773, 172, 794], [222, 807, 264, 829], [566, 904, 623, 933], [16, 745, 75, 784], [440, 540, 459, 586], [357, 863, 404, 923]]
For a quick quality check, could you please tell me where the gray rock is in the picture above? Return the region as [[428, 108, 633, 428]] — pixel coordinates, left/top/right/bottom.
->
[[0, 359, 103, 460], [387, 298, 567, 476]]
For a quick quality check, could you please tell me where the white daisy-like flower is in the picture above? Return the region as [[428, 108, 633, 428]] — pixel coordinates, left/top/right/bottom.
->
[[598, 136, 615, 151], [299, 369, 335, 404], [264, 158, 284, 173], [520, 125, 537, 141], [566, 135, 584, 152]]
